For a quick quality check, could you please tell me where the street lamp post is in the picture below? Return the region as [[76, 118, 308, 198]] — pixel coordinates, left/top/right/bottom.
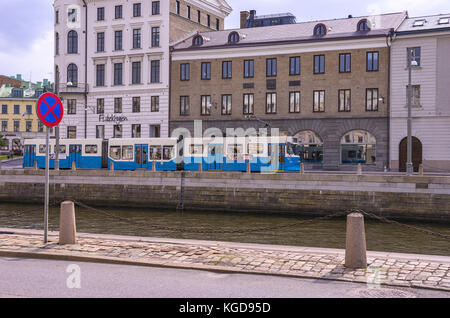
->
[[406, 50, 417, 175]]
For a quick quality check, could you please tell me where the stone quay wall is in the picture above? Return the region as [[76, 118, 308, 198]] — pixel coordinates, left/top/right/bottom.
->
[[1, 170, 450, 221]]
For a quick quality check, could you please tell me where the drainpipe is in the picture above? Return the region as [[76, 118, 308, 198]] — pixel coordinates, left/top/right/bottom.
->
[[169, 47, 172, 137], [386, 31, 393, 171], [82, 0, 88, 139]]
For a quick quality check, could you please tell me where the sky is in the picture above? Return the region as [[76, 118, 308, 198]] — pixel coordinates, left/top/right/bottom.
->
[[0, 0, 449, 83]]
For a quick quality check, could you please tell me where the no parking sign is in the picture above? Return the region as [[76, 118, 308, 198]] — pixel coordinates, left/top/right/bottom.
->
[[37, 92, 64, 127]]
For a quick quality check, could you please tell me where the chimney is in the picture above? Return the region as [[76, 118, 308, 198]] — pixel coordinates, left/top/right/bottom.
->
[[16, 74, 22, 81], [240, 11, 250, 29]]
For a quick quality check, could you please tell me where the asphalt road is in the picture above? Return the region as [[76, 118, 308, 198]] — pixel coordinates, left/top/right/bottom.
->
[[0, 257, 448, 298]]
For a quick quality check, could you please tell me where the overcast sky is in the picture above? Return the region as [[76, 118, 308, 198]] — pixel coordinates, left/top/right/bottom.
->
[[0, 0, 449, 83]]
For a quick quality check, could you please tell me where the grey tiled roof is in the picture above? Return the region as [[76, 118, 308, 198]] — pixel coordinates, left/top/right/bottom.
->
[[397, 13, 450, 32], [173, 12, 407, 50]]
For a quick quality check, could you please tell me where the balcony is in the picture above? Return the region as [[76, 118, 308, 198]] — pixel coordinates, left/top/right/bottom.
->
[[58, 83, 89, 94]]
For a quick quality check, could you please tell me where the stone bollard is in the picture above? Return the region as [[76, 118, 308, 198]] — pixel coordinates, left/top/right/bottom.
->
[[71, 161, 76, 171], [356, 163, 362, 175], [199, 161, 203, 172], [110, 161, 114, 171], [246, 161, 251, 174], [419, 164, 424, 176], [34, 161, 38, 170], [59, 201, 77, 245], [345, 212, 367, 269], [300, 163, 305, 174], [152, 161, 157, 172]]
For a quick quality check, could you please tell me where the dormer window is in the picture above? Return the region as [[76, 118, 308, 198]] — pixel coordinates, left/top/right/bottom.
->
[[228, 31, 240, 44], [438, 17, 449, 25], [314, 24, 327, 36], [357, 19, 370, 31], [192, 35, 204, 46], [413, 19, 426, 27]]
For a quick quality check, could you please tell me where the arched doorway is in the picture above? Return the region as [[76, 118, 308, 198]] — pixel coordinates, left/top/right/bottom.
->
[[399, 137, 422, 172]]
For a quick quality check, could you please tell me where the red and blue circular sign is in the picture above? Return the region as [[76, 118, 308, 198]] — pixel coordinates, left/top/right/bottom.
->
[[37, 92, 64, 127]]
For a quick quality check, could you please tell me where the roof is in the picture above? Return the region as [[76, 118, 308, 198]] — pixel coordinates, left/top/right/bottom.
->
[[252, 13, 296, 20], [0, 75, 24, 89], [172, 12, 407, 51], [396, 13, 450, 33]]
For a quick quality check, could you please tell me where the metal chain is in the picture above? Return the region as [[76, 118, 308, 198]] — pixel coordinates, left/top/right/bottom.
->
[[0, 201, 59, 218]]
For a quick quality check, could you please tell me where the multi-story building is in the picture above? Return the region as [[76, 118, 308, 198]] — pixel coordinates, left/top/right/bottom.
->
[[240, 10, 296, 29], [54, 0, 231, 140], [390, 14, 450, 172], [170, 12, 407, 171]]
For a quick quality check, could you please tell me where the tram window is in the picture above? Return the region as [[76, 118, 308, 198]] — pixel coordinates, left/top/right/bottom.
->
[[248, 143, 264, 155], [110, 146, 121, 160], [85, 145, 98, 154], [150, 146, 162, 160], [286, 143, 295, 155], [227, 144, 243, 161], [190, 144, 203, 155], [163, 146, 174, 160], [56, 145, 66, 154], [39, 144, 51, 154], [122, 146, 133, 160]]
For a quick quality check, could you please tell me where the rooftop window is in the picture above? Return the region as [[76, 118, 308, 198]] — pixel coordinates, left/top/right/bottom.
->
[[438, 17, 449, 25], [228, 32, 240, 44], [314, 23, 327, 36], [357, 19, 370, 31], [413, 19, 426, 27], [192, 35, 204, 46]]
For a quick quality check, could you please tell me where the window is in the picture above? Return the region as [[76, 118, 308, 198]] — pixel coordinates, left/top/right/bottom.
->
[[176, 1, 180, 14], [266, 93, 277, 114], [24, 121, 32, 132], [150, 125, 160, 137], [187, 6, 191, 19], [151, 96, 159, 112], [97, 98, 104, 114], [180, 96, 190, 116], [38, 122, 44, 132], [68, 8, 77, 23], [151, 60, 160, 83], [55, 32, 59, 55], [266, 58, 277, 77], [314, 24, 327, 36], [244, 60, 254, 78], [1, 121, 7, 132], [96, 64, 105, 86], [413, 19, 426, 27], [221, 95, 232, 115], [207, 15, 211, 27], [190, 144, 203, 155], [67, 30, 78, 53], [152, 1, 160, 15], [110, 146, 121, 159], [152, 27, 160, 47], [341, 130, 376, 164], [55, 10, 59, 24], [201, 95, 211, 116], [133, 29, 141, 49], [216, 18, 220, 30], [163, 146, 174, 160], [132, 61, 141, 84], [132, 124, 141, 138], [201, 62, 211, 80], [14, 105, 20, 114], [243, 94, 254, 115], [290, 57, 301, 75], [222, 61, 232, 79], [314, 55, 325, 74], [12, 89, 23, 98], [193, 35, 203, 46], [114, 63, 123, 85], [228, 32, 239, 43], [366, 88, 379, 111], [115, 5, 122, 19], [26, 105, 32, 115], [357, 19, 370, 31], [294, 131, 324, 163], [97, 32, 105, 52], [367, 52, 379, 71], [85, 145, 98, 154], [39, 144, 49, 154], [197, 10, 201, 23], [1, 105, 7, 114], [133, 3, 141, 17], [67, 99, 77, 114], [408, 47, 421, 66], [14, 120, 20, 132], [339, 53, 351, 73], [67, 64, 78, 85], [180, 63, 190, 81], [248, 143, 264, 155], [122, 146, 133, 160], [67, 126, 77, 139], [338, 89, 351, 112], [114, 98, 122, 113], [132, 97, 140, 112], [313, 90, 325, 112], [407, 85, 421, 106], [114, 31, 122, 50], [438, 17, 449, 25], [97, 7, 105, 21], [289, 92, 300, 113], [113, 125, 122, 138], [150, 146, 162, 160], [96, 125, 104, 139]]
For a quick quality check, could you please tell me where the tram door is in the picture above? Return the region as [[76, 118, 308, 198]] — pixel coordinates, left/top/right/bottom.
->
[[69, 145, 82, 168], [269, 144, 286, 171], [206, 144, 223, 170], [24, 145, 36, 167], [135, 144, 148, 169]]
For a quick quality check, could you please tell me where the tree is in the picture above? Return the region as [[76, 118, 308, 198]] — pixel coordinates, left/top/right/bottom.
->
[[0, 134, 6, 147]]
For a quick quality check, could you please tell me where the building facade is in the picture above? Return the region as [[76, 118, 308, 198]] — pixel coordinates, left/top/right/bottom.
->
[[54, 0, 231, 140], [390, 14, 450, 172], [170, 13, 407, 171]]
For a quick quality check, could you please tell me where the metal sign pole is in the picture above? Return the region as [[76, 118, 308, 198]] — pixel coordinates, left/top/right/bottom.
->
[[44, 127, 49, 243]]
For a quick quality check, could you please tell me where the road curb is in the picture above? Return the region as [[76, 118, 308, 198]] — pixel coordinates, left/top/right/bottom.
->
[[1, 248, 449, 293]]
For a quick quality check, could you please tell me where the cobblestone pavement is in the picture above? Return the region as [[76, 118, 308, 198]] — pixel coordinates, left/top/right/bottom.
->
[[0, 231, 449, 292]]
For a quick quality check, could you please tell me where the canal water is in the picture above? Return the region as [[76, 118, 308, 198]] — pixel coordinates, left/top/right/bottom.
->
[[0, 203, 449, 256]]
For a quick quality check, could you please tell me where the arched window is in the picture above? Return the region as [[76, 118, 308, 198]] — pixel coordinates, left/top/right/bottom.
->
[[314, 24, 327, 36], [357, 19, 370, 31], [67, 63, 78, 86], [67, 30, 78, 53], [228, 32, 240, 44], [341, 130, 376, 164], [294, 130, 324, 163], [192, 35, 203, 46]]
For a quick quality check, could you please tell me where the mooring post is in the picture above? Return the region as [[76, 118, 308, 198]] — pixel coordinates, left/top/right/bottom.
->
[[246, 160, 251, 174], [152, 161, 157, 172], [419, 164, 424, 176], [71, 161, 76, 171], [300, 162, 305, 174], [356, 163, 362, 175], [59, 201, 77, 245], [345, 212, 367, 269]]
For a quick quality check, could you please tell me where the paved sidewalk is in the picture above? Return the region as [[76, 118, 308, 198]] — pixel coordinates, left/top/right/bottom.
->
[[0, 228, 449, 292]]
